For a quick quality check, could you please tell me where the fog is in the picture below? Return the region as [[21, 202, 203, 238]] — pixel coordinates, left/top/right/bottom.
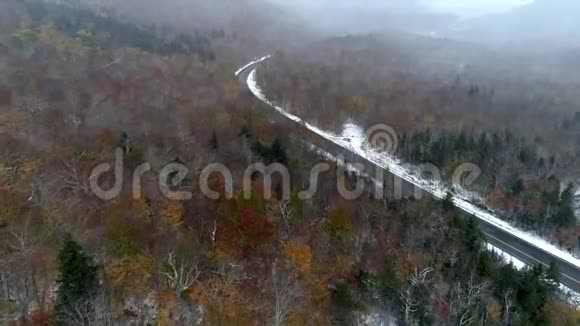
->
[[266, 0, 447, 35], [265, 0, 580, 51], [78, 0, 580, 60], [269, 0, 532, 19], [78, 0, 580, 53], [421, 0, 534, 18]]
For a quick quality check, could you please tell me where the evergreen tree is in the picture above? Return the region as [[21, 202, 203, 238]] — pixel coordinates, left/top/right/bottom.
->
[[463, 217, 483, 251], [476, 132, 490, 162], [251, 138, 288, 164], [239, 125, 251, 139], [269, 138, 288, 165], [511, 179, 524, 196], [553, 184, 575, 227], [547, 260, 560, 285], [476, 252, 493, 278], [518, 149, 531, 165], [119, 131, 131, 153], [55, 234, 98, 324], [495, 264, 518, 293], [538, 157, 545, 169], [519, 265, 551, 324], [377, 264, 402, 300], [210, 130, 219, 150], [492, 132, 503, 150], [442, 191, 454, 212], [456, 130, 467, 151]]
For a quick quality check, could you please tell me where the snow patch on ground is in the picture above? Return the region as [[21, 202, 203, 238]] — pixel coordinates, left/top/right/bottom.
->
[[356, 310, 398, 326], [340, 121, 366, 150], [560, 284, 580, 309], [485, 243, 527, 270], [483, 243, 580, 308], [484, 244, 580, 308], [306, 142, 384, 189]]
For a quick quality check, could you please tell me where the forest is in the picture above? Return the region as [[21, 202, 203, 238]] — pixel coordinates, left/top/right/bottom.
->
[[0, 0, 579, 325], [258, 36, 580, 250]]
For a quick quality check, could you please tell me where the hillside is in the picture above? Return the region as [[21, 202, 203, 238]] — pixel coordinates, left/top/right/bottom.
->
[[451, 0, 580, 49], [258, 33, 580, 247], [0, 1, 579, 325]]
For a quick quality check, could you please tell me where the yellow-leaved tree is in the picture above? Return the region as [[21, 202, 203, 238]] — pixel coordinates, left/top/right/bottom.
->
[[283, 241, 312, 275], [161, 200, 185, 230], [189, 276, 253, 324], [105, 254, 156, 297]]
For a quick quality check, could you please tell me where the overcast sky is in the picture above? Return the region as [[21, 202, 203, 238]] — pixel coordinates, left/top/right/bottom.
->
[[268, 1, 535, 19], [420, 0, 534, 18]]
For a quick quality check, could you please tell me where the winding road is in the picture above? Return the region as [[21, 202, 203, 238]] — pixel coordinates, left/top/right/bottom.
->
[[236, 56, 580, 294]]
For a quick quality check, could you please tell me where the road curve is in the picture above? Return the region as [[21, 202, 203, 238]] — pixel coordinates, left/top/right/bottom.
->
[[235, 57, 580, 293]]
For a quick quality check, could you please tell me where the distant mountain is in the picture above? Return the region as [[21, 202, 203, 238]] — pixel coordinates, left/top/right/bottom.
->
[[267, 0, 453, 36], [77, 0, 316, 52], [450, 0, 580, 50]]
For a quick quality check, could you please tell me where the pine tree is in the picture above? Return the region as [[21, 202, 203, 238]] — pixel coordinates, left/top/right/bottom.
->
[[210, 130, 219, 150], [270, 138, 287, 165], [477, 252, 493, 278], [442, 191, 454, 212], [55, 234, 98, 324], [119, 131, 132, 153], [456, 131, 467, 151], [553, 184, 575, 227], [464, 217, 483, 251], [511, 179, 524, 196], [547, 260, 560, 284], [239, 126, 251, 139]]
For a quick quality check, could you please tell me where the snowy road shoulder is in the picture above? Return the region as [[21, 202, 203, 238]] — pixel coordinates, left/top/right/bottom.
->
[[485, 243, 580, 308], [486, 242, 527, 270]]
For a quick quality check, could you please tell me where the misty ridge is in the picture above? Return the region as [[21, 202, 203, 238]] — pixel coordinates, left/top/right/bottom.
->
[[264, 0, 580, 45], [88, 0, 579, 78], [75, 0, 580, 47], [260, 0, 579, 83]]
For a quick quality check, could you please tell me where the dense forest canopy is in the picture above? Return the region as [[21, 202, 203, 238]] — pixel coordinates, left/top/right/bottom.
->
[[0, 0, 579, 325], [258, 34, 580, 251]]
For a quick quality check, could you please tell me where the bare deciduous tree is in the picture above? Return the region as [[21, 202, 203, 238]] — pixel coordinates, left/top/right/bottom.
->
[[162, 251, 200, 294], [400, 285, 417, 325], [55, 159, 91, 194], [399, 267, 433, 325], [445, 249, 459, 269], [7, 219, 45, 316], [60, 291, 114, 326], [278, 200, 294, 237], [501, 288, 514, 326], [454, 274, 491, 326], [410, 267, 434, 287], [271, 262, 302, 326]]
